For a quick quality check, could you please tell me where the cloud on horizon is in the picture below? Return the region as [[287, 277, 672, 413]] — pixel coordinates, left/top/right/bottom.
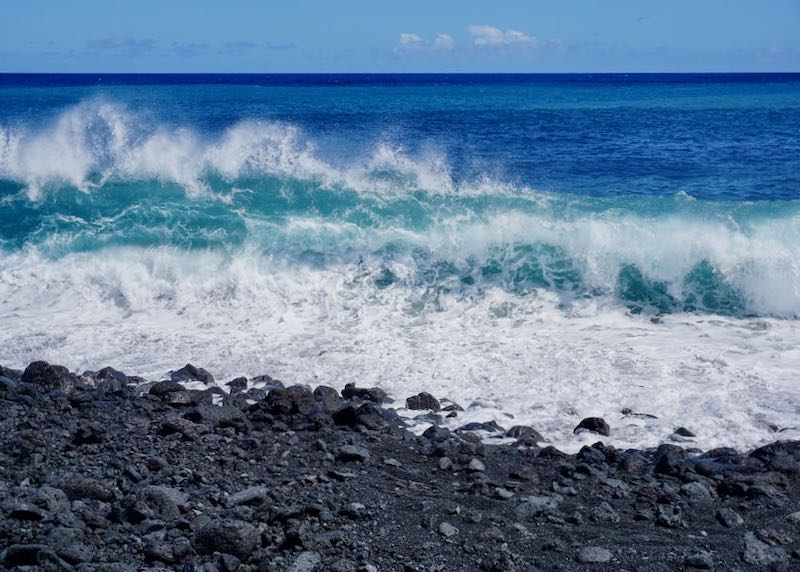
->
[[394, 32, 454, 54], [468, 25, 536, 47]]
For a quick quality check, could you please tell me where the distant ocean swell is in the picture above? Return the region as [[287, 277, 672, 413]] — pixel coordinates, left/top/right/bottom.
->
[[1, 101, 799, 319]]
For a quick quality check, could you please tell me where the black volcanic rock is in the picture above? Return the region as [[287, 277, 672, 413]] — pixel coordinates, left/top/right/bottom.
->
[[20, 361, 77, 394], [406, 392, 440, 411], [170, 363, 215, 385], [574, 417, 610, 436], [0, 360, 798, 571], [341, 382, 388, 404]]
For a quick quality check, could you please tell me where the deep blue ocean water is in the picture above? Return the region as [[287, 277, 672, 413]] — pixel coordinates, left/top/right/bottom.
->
[[2, 74, 800, 451], [2, 73, 800, 315]]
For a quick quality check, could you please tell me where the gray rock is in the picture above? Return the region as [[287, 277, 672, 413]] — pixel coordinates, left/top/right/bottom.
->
[[341, 502, 367, 519], [439, 522, 458, 538], [338, 445, 370, 462], [685, 550, 713, 569], [716, 507, 744, 528], [467, 458, 486, 472], [227, 485, 269, 507], [681, 481, 713, 503], [656, 505, 685, 529], [576, 546, 613, 563], [438, 457, 453, 470], [288, 551, 322, 572], [194, 519, 259, 558], [742, 532, 788, 566], [786, 511, 800, 526], [590, 502, 620, 524], [515, 495, 560, 519], [494, 487, 514, 500], [134, 486, 188, 521]]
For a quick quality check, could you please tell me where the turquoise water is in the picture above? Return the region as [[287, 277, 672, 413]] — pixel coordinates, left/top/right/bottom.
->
[[2, 74, 800, 451], [2, 74, 800, 317]]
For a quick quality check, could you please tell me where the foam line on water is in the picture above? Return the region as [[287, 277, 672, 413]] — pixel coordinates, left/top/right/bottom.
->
[[0, 246, 799, 453]]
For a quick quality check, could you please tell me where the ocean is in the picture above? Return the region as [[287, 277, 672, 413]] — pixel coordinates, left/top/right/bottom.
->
[[1, 73, 799, 452]]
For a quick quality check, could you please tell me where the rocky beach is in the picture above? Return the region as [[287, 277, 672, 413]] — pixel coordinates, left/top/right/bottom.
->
[[1, 361, 799, 571]]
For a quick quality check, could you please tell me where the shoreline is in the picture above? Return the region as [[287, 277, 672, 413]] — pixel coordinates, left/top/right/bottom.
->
[[1, 361, 799, 570]]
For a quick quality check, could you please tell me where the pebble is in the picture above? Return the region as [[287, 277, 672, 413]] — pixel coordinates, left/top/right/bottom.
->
[[576, 546, 613, 563], [439, 522, 458, 538]]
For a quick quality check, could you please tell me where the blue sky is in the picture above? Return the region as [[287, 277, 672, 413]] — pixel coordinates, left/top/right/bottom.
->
[[1, 0, 799, 72]]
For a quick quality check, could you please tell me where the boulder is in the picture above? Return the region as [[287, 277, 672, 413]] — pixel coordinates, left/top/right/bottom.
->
[[21, 361, 78, 394], [406, 392, 440, 411], [194, 519, 259, 558], [573, 417, 610, 437], [170, 363, 215, 385], [341, 383, 388, 404]]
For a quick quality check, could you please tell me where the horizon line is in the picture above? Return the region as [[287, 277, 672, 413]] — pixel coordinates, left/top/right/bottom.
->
[[1, 71, 799, 75]]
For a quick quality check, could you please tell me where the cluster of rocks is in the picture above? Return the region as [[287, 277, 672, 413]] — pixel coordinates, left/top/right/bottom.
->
[[1, 361, 800, 571]]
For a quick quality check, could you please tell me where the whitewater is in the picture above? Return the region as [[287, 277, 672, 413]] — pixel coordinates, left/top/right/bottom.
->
[[2, 81, 800, 453]]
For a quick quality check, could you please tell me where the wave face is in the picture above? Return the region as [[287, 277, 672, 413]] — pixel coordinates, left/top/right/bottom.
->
[[2, 78, 800, 453]]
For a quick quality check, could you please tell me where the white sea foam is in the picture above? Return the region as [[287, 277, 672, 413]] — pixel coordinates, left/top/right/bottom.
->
[[0, 101, 464, 200], [1, 244, 799, 453]]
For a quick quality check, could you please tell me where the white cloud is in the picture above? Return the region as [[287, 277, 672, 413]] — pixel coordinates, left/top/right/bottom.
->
[[394, 32, 454, 54], [394, 33, 424, 53], [433, 33, 454, 50], [468, 25, 536, 47]]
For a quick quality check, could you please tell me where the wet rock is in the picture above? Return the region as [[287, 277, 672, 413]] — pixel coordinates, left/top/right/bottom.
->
[[170, 363, 215, 385], [194, 519, 259, 558], [21, 361, 78, 394], [576, 546, 613, 563], [674, 427, 696, 437], [226, 376, 248, 394], [574, 417, 610, 437], [422, 425, 451, 442], [341, 383, 388, 404], [84, 367, 129, 392], [505, 425, 544, 442], [314, 386, 346, 414], [654, 444, 688, 476], [149, 380, 186, 396], [457, 421, 505, 434], [406, 392, 440, 411]]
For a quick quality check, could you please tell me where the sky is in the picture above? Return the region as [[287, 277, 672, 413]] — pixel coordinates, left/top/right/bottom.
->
[[1, 0, 799, 73]]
